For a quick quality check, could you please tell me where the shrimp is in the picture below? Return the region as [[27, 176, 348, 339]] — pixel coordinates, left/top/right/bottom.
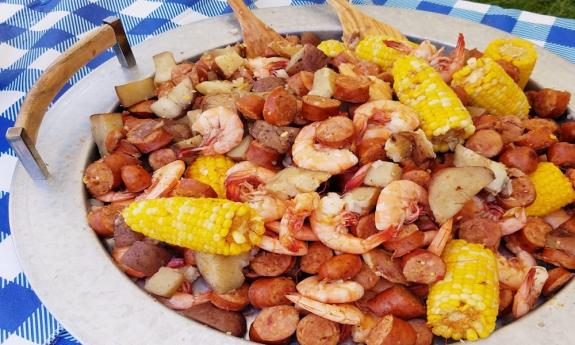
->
[[137, 160, 185, 200], [95, 190, 137, 203], [191, 106, 244, 155], [353, 100, 420, 144], [161, 292, 211, 310], [279, 192, 320, 251], [512, 266, 548, 319], [224, 161, 276, 201], [500, 207, 527, 235], [245, 190, 287, 222], [285, 294, 364, 325], [247, 57, 289, 79], [296, 276, 364, 303], [427, 218, 453, 256], [375, 180, 428, 239], [265, 221, 319, 242], [497, 243, 537, 291], [310, 193, 390, 254], [343, 162, 372, 193], [292, 122, 358, 175], [258, 234, 308, 256]]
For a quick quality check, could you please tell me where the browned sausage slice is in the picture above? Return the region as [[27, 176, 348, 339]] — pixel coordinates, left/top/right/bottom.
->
[[536, 248, 575, 270], [84, 161, 115, 196], [352, 213, 377, 239], [287, 71, 314, 96], [102, 152, 141, 187], [250, 305, 299, 345], [548, 142, 575, 167], [542, 267, 574, 296], [499, 146, 538, 174], [263, 87, 298, 126], [181, 302, 246, 337], [333, 75, 370, 103], [248, 277, 296, 309], [209, 283, 250, 311], [407, 319, 433, 345], [353, 262, 380, 290], [362, 249, 407, 285], [316, 116, 354, 148], [514, 128, 558, 151], [545, 229, 575, 256], [121, 165, 152, 192], [301, 242, 334, 274], [401, 170, 431, 189], [526, 88, 570, 118], [521, 216, 553, 250], [246, 140, 281, 170], [365, 315, 417, 345], [498, 176, 536, 208], [457, 218, 502, 249], [87, 204, 125, 237], [301, 95, 341, 121], [296, 314, 340, 345], [249, 251, 295, 277], [148, 148, 177, 171], [367, 285, 426, 319], [318, 254, 362, 281], [464, 129, 503, 158], [401, 249, 446, 285], [560, 122, 575, 143], [236, 94, 265, 120], [382, 225, 426, 257]]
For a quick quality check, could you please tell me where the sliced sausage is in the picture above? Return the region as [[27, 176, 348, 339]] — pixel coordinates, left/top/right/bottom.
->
[[408, 284, 429, 299], [181, 302, 246, 337], [171, 178, 217, 198], [120, 241, 171, 276], [560, 216, 575, 235], [287, 71, 314, 96], [318, 254, 362, 281], [87, 204, 125, 237], [353, 262, 380, 290], [542, 267, 574, 296], [249, 251, 295, 277], [521, 216, 553, 250], [560, 122, 575, 143], [401, 170, 431, 189], [105, 129, 124, 153], [296, 314, 339, 345], [536, 247, 575, 270], [316, 116, 354, 148], [353, 61, 382, 77], [102, 152, 141, 187], [113, 214, 144, 247], [248, 277, 296, 309], [499, 115, 525, 145], [367, 285, 425, 319], [357, 137, 387, 165], [84, 161, 115, 196], [148, 148, 177, 171], [362, 249, 407, 285], [464, 129, 503, 158], [352, 213, 377, 239], [473, 114, 499, 130], [249, 120, 300, 154], [236, 94, 265, 120], [120, 165, 152, 193], [333, 75, 370, 103], [127, 120, 173, 153], [250, 305, 299, 345], [457, 218, 502, 249], [382, 225, 426, 257], [252, 76, 286, 92], [128, 99, 155, 117], [114, 139, 141, 158], [365, 315, 416, 345], [499, 146, 539, 174], [263, 87, 298, 126], [545, 229, 575, 256], [523, 118, 559, 133], [209, 283, 249, 311], [301, 95, 341, 121], [401, 249, 446, 285], [301, 242, 334, 274], [407, 319, 433, 345], [499, 288, 514, 313], [246, 140, 281, 170], [514, 128, 558, 151], [526, 88, 570, 118], [548, 142, 575, 167]]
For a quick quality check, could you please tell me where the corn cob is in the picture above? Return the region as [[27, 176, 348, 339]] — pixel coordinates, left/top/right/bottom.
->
[[186, 155, 234, 198], [427, 239, 499, 341], [392, 56, 475, 152], [526, 162, 575, 216], [122, 197, 265, 255], [484, 38, 537, 89], [451, 57, 530, 118], [355, 35, 415, 71], [317, 39, 346, 58]]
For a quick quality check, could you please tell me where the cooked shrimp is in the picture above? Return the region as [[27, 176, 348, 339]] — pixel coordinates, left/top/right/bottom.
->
[[161, 291, 211, 310], [427, 218, 453, 256], [430, 33, 466, 83], [310, 193, 389, 254], [500, 207, 527, 235], [191, 106, 244, 155], [497, 245, 537, 291], [279, 192, 320, 251], [258, 234, 308, 256], [385, 39, 443, 61], [285, 294, 364, 325], [245, 190, 287, 222], [248, 57, 289, 79], [375, 180, 428, 238], [225, 161, 276, 201], [95, 190, 137, 203], [137, 160, 185, 200], [265, 221, 319, 241], [353, 100, 420, 144], [343, 162, 372, 193], [512, 266, 548, 319], [296, 276, 364, 303], [292, 122, 358, 175]]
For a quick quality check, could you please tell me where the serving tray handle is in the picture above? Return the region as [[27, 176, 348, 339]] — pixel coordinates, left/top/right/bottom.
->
[[5, 16, 136, 180]]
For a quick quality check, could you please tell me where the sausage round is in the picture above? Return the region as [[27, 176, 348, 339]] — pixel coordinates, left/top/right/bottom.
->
[[521, 216, 553, 249], [250, 305, 299, 345], [514, 128, 558, 151], [301, 32, 321, 46], [352, 213, 377, 239], [120, 165, 152, 192], [523, 118, 559, 133], [458, 218, 502, 249], [357, 137, 387, 165], [316, 116, 354, 148], [382, 225, 426, 257], [407, 319, 433, 345], [498, 176, 536, 208], [249, 251, 295, 277], [362, 249, 407, 285], [263, 87, 298, 126], [367, 285, 426, 319], [102, 152, 141, 186], [353, 61, 382, 76], [171, 178, 217, 198], [464, 129, 503, 158], [542, 267, 574, 296], [499, 115, 525, 145], [560, 122, 575, 143], [401, 249, 446, 284], [301, 95, 341, 121], [365, 315, 417, 345], [548, 142, 575, 167], [333, 75, 371, 103], [236, 94, 265, 120], [246, 140, 281, 170], [84, 161, 115, 196], [287, 71, 314, 97], [527, 88, 571, 118], [148, 148, 177, 171], [209, 283, 250, 311], [296, 314, 340, 345], [473, 114, 499, 131], [499, 146, 538, 174], [353, 262, 380, 290], [248, 277, 296, 309], [87, 204, 125, 237], [545, 229, 575, 256], [301, 242, 334, 274], [133, 127, 173, 153], [182, 302, 246, 337], [536, 247, 575, 270], [318, 254, 362, 281]]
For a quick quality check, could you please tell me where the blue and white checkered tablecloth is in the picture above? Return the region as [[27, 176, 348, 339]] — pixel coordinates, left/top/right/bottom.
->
[[0, 0, 573, 344]]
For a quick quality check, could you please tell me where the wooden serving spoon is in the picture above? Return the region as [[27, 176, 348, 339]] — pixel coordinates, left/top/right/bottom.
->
[[227, 0, 289, 58], [327, 0, 406, 46]]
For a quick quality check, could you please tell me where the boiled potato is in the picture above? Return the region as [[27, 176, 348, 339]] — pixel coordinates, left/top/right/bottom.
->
[[214, 51, 246, 78], [428, 166, 494, 224], [342, 186, 380, 215], [308, 67, 337, 98], [195, 80, 235, 95], [368, 77, 393, 101], [114, 77, 155, 107], [153, 51, 176, 84], [364, 161, 402, 188], [265, 167, 331, 200], [144, 267, 184, 298], [195, 252, 249, 294], [90, 113, 123, 156], [227, 136, 252, 161], [453, 144, 508, 194]]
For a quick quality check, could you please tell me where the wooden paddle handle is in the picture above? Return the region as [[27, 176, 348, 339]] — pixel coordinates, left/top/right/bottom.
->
[[6, 17, 136, 180]]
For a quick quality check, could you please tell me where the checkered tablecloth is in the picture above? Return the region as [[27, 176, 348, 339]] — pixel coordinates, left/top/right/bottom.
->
[[0, 0, 574, 344]]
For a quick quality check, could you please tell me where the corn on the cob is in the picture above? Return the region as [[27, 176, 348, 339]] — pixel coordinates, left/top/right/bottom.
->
[[451, 57, 530, 118], [122, 197, 265, 255], [317, 40, 346, 58], [427, 239, 499, 341], [186, 155, 234, 198], [392, 56, 475, 152], [526, 162, 575, 216], [355, 35, 415, 71], [484, 38, 537, 89]]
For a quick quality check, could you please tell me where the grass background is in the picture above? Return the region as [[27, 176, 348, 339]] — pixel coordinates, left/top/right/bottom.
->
[[475, 0, 575, 18]]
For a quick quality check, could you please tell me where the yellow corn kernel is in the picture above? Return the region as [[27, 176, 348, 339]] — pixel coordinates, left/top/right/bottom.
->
[[355, 35, 415, 71], [484, 38, 537, 89], [526, 162, 575, 216], [317, 39, 346, 58], [186, 155, 234, 198]]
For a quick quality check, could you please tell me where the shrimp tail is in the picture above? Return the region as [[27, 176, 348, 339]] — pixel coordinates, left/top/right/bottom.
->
[[343, 163, 372, 193], [384, 40, 410, 53], [366, 229, 395, 248]]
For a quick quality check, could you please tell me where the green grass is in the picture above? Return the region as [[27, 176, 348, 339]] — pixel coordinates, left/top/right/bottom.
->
[[474, 0, 575, 19]]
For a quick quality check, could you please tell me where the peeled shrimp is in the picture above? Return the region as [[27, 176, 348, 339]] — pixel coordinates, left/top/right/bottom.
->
[[245, 190, 287, 222], [258, 234, 308, 256], [512, 266, 548, 318], [310, 193, 389, 254], [353, 100, 420, 144], [279, 192, 320, 251], [285, 294, 364, 325], [137, 160, 185, 200], [375, 180, 428, 238], [161, 292, 211, 310], [225, 161, 276, 201], [265, 221, 318, 242], [385, 39, 443, 61], [292, 122, 358, 175], [192, 106, 244, 155], [296, 276, 364, 303]]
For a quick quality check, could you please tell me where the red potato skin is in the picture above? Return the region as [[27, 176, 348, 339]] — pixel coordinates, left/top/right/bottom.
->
[[181, 302, 246, 338], [148, 148, 177, 171], [87, 204, 125, 237], [301, 242, 334, 274], [318, 254, 363, 281], [209, 283, 250, 311], [252, 76, 286, 93], [249, 251, 295, 277], [407, 319, 433, 345], [367, 285, 426, 319], [401, 249, 446, 285], [113, 214, 144, 247], [333, 75, 371, 103], [83, 161, 115, 196], [263, 87, 298, 126], [236, 94, 265, 120], [120, 165, 152, 192], [248, 277, 296, 309], [111, 246, 146, 278], [301, 32, 321, 46], [120, 241, 171, 277], [548, 142, 575, 167], [499, 146, 538, 174], [249, 305, 299, 345], [296, 314, 340, 345], [246, 140, 281, 170], [542, 267, 574, 296], [365, 315, 417, 345]]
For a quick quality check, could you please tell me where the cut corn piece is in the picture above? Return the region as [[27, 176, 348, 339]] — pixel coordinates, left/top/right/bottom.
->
[[317, 40, 346, 58], [451, 57, 530, 118], [427, 240, 499, 341], [392, 56, 475, 152], [122, 197, 265, 256], [355, 35, 415, 71], [484, 38, 537, 89], [186, 155, 235, 198], [526, 162, 575, 216]]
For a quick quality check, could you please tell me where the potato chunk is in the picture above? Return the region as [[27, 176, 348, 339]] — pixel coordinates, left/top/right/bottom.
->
[[144, 267, 184, 298]]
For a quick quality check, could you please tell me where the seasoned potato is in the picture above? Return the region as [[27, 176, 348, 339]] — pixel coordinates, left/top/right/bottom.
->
[[115, 77, 156, 107], [342, 187, 380, 215], [265, 167, 331, 200], [307, 68, 337, 98], [195, 252, 250, 294], [364, 161, 402, 188], [144, 267, 185, 297], [227, 136, 252, 161]]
